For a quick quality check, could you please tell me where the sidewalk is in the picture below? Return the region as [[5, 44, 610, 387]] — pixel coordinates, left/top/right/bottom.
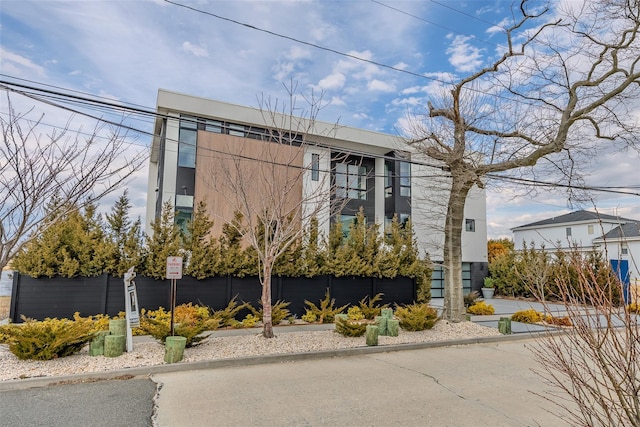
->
[[2, 297, 568, 391]]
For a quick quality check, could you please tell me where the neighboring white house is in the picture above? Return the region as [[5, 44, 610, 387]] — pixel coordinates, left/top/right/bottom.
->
[[146, 89, 488, 293], [512, 210, 640, 295]]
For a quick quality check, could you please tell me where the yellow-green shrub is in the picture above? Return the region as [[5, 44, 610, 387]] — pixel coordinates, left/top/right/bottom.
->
[[138, 303, 219, 347], [358, 293, 388, 319], [347, 306, 364, 320], [395, 303, 438, 331], [511, 309, 542, 323], [467, 301, 495, 315], [2, 313, 96, 360], [303, 289, 347, 324], [210, 297, 250, 327], [247, 300, 291, 325], [240, 314, 259, 328], [301, 311, 317, 323], [335, 315, 369, 337], [627, 303, 640, 314]]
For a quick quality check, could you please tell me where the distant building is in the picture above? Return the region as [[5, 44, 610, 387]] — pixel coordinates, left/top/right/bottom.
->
[[512, 209, 640, 292], [146, 89, 488, 293]]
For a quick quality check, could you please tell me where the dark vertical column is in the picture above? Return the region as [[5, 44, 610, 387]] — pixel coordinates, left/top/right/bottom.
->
[[10, 271, 20, 323]]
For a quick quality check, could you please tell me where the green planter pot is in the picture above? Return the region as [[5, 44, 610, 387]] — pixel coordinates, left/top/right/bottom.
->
[[165, 336, 187, 363]]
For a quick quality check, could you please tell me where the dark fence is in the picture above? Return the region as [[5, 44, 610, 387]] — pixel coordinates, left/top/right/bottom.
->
[[9, 273, 416, 323]]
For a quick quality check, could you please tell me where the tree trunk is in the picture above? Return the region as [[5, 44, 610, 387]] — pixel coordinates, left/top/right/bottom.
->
[[262, 260, 274, 338], [442, 174, 473, 322]]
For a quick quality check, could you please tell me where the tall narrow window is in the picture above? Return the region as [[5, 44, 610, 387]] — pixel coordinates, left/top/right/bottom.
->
[[311, 154, 319, 181], [588, 224, 594, 235], [178, 116, 197, 168], [566, 227, 572, 237], [399, 161, 411, 197]]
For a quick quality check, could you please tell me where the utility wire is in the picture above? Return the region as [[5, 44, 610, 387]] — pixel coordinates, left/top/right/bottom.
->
[[3, 80, 638, 198], [371, 0, 501, 47]]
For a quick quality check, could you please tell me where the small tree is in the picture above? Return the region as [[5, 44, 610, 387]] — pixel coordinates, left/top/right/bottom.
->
[[104, 191, 144, 276], [183, 201, 220, 279], [143, 201, 182, 280], [531, 250, 639, 425], [201, 85, 342, 338]]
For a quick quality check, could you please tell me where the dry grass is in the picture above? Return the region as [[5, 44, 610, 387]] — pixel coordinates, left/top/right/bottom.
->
[[0, 296, 10, 320]]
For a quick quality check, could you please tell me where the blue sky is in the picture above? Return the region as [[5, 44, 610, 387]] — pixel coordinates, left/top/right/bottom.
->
[[1, 0, 639, 239]]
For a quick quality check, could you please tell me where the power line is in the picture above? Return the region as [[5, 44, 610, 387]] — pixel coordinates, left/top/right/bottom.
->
[[370, 0, 501, 48], [3, 79, 637, 199]]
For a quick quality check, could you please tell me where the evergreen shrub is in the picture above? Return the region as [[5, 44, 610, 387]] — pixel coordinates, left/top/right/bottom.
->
[[395, 303, 438, 331], [247, 300, 291, 325], [303, 289, 347, 324], [1, 313, 97, 360], [358, 293, 388, 320], [335, 315, 370, 337], [467, 301, 495, 315], [511, 309, 542, 323], [139, 303, 219, 347]]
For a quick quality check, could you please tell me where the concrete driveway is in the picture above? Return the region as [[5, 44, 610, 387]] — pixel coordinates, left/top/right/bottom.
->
[[153, 338, 572, 427]]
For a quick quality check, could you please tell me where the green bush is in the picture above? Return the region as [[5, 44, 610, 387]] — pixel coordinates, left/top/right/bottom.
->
[[347, 306, 365, 320], [628, 303, 640, 314], [1, 313, 96, 360], [247, 300, 291, 325], [358, 293, 388, 320], [511, 309, 542, 323], [210, 296, 250, 327], [303, 289, 347, 324], [335, 315, 370, 337], [240, 314, 259, 328], [394, 303, 438, 331], [139, 303, 219, 347], [301, 311, 317, 323], [467, 301, 495, 315]]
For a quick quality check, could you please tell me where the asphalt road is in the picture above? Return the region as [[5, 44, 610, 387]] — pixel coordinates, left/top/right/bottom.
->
[[0, 376, 156, 427]]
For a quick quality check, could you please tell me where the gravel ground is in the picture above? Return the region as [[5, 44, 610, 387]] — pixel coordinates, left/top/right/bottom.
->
[[0, 321, 501, 381]]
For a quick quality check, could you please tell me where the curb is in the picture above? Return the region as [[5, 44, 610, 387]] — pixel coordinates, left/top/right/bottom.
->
[[0, 331, 549, 391]]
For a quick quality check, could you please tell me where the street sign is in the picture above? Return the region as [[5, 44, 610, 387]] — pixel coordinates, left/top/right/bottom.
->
[[166, 256, 183, 279]]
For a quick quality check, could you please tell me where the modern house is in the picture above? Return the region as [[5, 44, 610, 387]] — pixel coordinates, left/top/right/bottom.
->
[[512, 209, 640, 295], [146, 89, 488, 293]]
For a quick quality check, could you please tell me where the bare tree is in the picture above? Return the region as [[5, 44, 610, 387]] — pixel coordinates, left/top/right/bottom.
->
[[201, 85, 345, 338], [0, 94, 147, 272], [530, 248, 640, 426], [405, 0, 640, 321]]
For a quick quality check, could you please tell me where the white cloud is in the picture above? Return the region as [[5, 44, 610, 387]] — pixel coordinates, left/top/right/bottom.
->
[[446, 35, 484, 73], [181, 41, 208, 57], [367, 79, 395, 92], [393, 62, 409, 70], [318, 72, 346, 90], [0, 48, 45, 76], [353, 112, 370, 120], [329, 96, 346, 107]]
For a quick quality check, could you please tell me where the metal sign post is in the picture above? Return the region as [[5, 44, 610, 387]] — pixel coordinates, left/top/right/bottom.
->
[[166, 256, 183, 336], [123, 266, 140, 352]]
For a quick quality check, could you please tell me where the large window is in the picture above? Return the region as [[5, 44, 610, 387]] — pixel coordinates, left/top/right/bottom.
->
[[178, 116, 197, 168], [335, 163, 367, 200]]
